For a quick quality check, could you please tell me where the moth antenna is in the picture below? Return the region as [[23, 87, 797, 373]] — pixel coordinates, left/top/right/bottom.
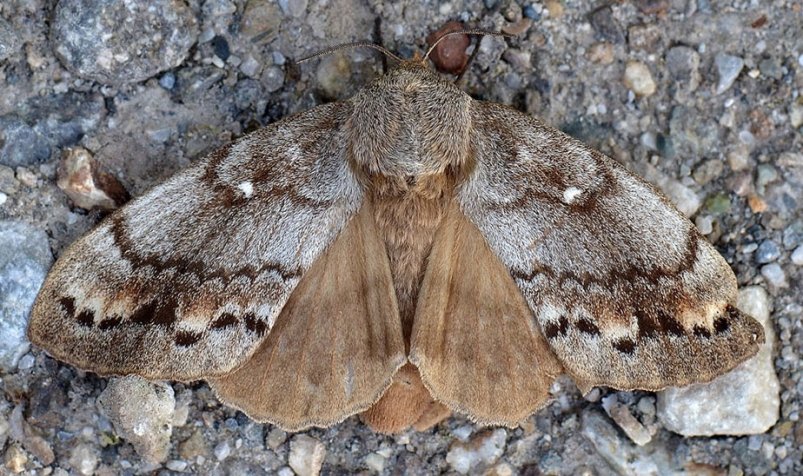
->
[[423, 29, 513, 64], [296, 42, 404, 64]]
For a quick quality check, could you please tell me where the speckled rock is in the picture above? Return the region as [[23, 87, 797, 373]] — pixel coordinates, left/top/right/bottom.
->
[[51, 0, 198, 84], [657, 286, 780, 435], [97, 377, 176, 463], [0, 221, 52, 371]]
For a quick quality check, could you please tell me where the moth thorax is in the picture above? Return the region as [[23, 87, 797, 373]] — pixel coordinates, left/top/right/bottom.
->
[[346, 64, 473, 179]]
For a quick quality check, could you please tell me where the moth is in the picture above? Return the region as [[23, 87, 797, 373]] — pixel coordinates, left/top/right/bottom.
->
[[28, 43, 765, 434]]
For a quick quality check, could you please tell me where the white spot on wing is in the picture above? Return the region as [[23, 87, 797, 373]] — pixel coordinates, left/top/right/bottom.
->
[[562, 186, 582, 205], [238, 181, 254, 198]]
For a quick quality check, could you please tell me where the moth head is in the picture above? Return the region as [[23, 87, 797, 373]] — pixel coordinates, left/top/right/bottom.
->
[[346, 61, 473, 179]]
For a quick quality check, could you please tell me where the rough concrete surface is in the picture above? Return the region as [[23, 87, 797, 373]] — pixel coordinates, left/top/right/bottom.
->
[[0, 0, 801, 474]]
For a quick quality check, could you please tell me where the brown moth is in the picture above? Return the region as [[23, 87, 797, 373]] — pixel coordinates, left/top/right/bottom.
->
[[28, 48, 765, 434]]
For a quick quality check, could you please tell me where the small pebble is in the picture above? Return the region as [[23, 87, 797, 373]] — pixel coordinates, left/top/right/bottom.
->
[[0, 118, 51, 167], [588, 5, 625, 43], [760, 263, 787, 288], [452, 425, 473, 441], [278, 0, 308, 18], [178, 430, 208, 460], [288, 435, 326, 476], [789, 101, 803, 128], [791, 246, 803, 265], [523, 4, 540, 20], [16, 354, 34, 370], [262, 66, 285, 93], [782, 222, 803, 249], [159, 72, 176, 90], [364, 452, 386, 473], [727, 145, 751, 171], [623, 61, 657, 97], [544, 0, 563, 18], [695, 215, 714, 235], [211, 35, 230, 61], [756, 164, 779, 191], [213, 441, 231, 461], [4, 445, 27, 474], [57, 147, 130, 210], [502, 48, 531, 71], [98, 377, 175, 464], [68, 444, 98, 476], [446, 429, 507, 475], [637, 396, 656, 419], [166, 460, 188, 471], [266, 428, 287, 450], [587, 42, 614, 65], [692, 159, 724, 185], [755, 240, 781, 264], [240, 56, 261, 78], [602, 395, 652, 446], [758, 57, 782, 80], [715, 53, 744, 94]]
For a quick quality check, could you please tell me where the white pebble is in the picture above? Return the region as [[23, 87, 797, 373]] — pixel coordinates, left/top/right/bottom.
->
[[16, 353, 35, 370], [446, 429, 507, 474], [166, 460, 188, 471], [695, 215, 714, 235], [277, 467, 294, 476], [288, 435, 326, 476], [791, 246, 803, 265], [214, 441, 231, 461], [760, 263, 788, 288], [364, 452, 386, 473], [623, 61, 657, 97]]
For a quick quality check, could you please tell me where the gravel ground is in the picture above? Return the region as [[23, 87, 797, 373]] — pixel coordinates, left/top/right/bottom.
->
[[1, 0, 801, 475]]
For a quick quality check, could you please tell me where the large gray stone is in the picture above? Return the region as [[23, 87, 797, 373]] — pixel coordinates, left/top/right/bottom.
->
[[51, 0, 198, 85], [0, 221, 52, 371]]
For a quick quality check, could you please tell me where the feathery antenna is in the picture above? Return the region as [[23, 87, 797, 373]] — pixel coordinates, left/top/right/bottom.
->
[[423, 29, 513, 63], [296, 42, 404, 64]]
